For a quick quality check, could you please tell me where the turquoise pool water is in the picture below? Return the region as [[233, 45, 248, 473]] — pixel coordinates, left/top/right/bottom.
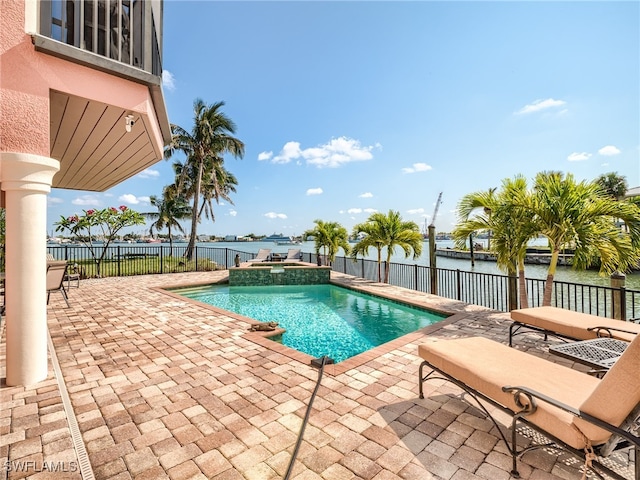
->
[[172, 284, 447, 363]]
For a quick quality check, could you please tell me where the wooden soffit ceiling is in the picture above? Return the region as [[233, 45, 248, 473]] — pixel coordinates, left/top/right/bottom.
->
[[50, 90, 162, 192]]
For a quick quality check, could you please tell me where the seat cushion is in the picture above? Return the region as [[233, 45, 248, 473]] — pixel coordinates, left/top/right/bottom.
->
[[575, 334, 640, 440], [419, 337, 603, 449], [510, 306, 640, 342]]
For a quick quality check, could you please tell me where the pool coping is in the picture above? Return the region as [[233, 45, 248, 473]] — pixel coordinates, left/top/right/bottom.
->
[[153, 273, 470, 375]]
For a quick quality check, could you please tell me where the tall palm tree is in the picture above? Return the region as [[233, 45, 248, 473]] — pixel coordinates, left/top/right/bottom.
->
[[351, 210, 423, 283], [198, 159, 239, 225], [595, 172, 628, 201], [143, 186, 192, 254], [303, 220, 350, 266], [453, 176, 537, 308], [165, 99, 244, 260], [533, 172, 640, 306]]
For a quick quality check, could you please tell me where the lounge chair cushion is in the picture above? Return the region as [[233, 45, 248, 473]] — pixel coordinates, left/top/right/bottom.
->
[[285, 249, 301, 261], [253, 249, 271, 262], [576, 334, 640, 441], [418, 337, 604, 449], [510, 306, 640, 342]]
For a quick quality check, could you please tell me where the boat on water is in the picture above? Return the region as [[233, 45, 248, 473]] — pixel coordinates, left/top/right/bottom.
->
[[264, 233, 295, 244]]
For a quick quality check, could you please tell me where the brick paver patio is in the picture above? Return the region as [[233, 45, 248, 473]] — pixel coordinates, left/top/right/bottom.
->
[[0, 271, 634, 479]]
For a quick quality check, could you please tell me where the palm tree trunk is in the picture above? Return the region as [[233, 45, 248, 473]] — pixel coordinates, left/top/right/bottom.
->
[[542, 250, 559, 306], [185, 162, 204, 261], [384, 253, 392, 283], [517, 259, 529, 309]]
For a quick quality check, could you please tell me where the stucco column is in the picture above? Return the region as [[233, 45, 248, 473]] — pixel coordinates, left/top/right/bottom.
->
[[1, 152, 60, 386]]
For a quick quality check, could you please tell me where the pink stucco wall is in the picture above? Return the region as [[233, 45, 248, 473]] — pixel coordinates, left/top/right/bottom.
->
[[0, 0, 164, 156]]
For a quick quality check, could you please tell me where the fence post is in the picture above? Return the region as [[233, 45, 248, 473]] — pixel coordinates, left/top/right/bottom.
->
[[414, 264, 418, 291], [611, 273, 626, 320], [160, 246, 163, 274], [508, 274, 518, 311], [428, 224, 437, 295], [361, 259, 365, 279], [456, 269, 461, 301]]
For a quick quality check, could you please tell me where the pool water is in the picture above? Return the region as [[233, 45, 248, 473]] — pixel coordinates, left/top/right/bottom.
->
[[172, 284, 447, 363]]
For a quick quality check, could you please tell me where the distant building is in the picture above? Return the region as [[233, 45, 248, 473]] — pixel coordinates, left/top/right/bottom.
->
[[224, 235, 238, 242], [0, 0, 170, 385], [625, 186, 640, 199]]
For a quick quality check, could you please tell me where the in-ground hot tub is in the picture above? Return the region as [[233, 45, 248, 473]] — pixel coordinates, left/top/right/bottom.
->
[[229, 262, 331, 286]]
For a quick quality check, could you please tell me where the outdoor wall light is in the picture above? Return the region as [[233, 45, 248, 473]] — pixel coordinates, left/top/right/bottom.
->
[[125, 114, 135, 133]]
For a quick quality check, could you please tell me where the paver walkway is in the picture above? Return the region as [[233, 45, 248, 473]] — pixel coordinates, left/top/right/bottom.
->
[[0, 271, 634, 479]]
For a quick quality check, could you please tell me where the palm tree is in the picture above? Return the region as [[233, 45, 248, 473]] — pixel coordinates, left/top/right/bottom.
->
[[198, 159, 239, 225], [453, 176, 537, 309], [303, 220, 350, 266], [533, 172, 640, 306], [165, 99, 244, 260], [351, 210, 423, 283], [143, 186, 192, 254], [595, 172, 628, 200]]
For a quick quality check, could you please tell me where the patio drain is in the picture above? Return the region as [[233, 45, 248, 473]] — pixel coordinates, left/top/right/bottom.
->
[[48, 331, 95, 480]]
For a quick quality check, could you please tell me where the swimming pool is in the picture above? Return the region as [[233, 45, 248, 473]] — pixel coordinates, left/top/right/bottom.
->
[[171, 283, 448, 363]]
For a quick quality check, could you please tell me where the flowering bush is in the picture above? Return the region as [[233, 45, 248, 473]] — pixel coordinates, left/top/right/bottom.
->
[[55, 206, 145, 276]]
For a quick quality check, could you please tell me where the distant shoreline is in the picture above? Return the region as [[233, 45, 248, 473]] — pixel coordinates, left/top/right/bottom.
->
[[435, 248, 574, 266]]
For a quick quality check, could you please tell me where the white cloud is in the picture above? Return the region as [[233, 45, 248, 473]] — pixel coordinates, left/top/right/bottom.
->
[[229, 210, 237, 217], [264, 212, 287, 219], [598, 145, 621, 156], [402, 162, 433, 174], [516, 98, 567, 115], [363, 208, 377, 213], [137, 168, 160, 179], [347, 208, 362, 214], [359, 192, 373, 198], [118, 193, 149, 205], [306, 188, 323, 196], [258, 151, 273, 161], [567, 152, 591, 162], [273, 142, 302, 164], [162, 70, 176, 91], [407, 208, 425, 215], [47, 197, 64, 205], [267, 137, 379, 168], [72, 195, 100, 207]]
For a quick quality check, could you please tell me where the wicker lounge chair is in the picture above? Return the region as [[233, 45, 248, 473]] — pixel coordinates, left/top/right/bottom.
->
[[253, 249, 271, 262], [509, 306, 640, 346], [418, 335, 640, 479]]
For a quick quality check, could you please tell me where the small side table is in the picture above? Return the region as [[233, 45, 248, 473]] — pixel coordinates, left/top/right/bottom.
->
[[549, 337, 628, 371]]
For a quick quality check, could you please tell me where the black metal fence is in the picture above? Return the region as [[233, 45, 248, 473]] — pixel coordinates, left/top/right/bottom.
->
[[47, 244, 640, 320]]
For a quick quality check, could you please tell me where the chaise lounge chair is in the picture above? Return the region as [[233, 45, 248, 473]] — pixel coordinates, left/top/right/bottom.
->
[[253, 249, 271, 262], [418, 335, 640, 479], [509, 306, 640, 346], [46, 260, 70, 308], [284, 248, 302, 261]]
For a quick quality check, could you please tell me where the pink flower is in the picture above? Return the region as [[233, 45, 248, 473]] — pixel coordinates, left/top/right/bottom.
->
[[109, 207, 118, 213], [87, 209, 95, 215], [68, 215, 79, 223], [119, 205, 128, 211]]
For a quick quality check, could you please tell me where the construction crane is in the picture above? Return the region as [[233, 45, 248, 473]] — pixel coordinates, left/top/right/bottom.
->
[[429, 192, 443, 227]]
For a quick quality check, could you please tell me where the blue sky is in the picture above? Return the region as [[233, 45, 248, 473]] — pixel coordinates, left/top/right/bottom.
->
[[47, 1, 640, 238]]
